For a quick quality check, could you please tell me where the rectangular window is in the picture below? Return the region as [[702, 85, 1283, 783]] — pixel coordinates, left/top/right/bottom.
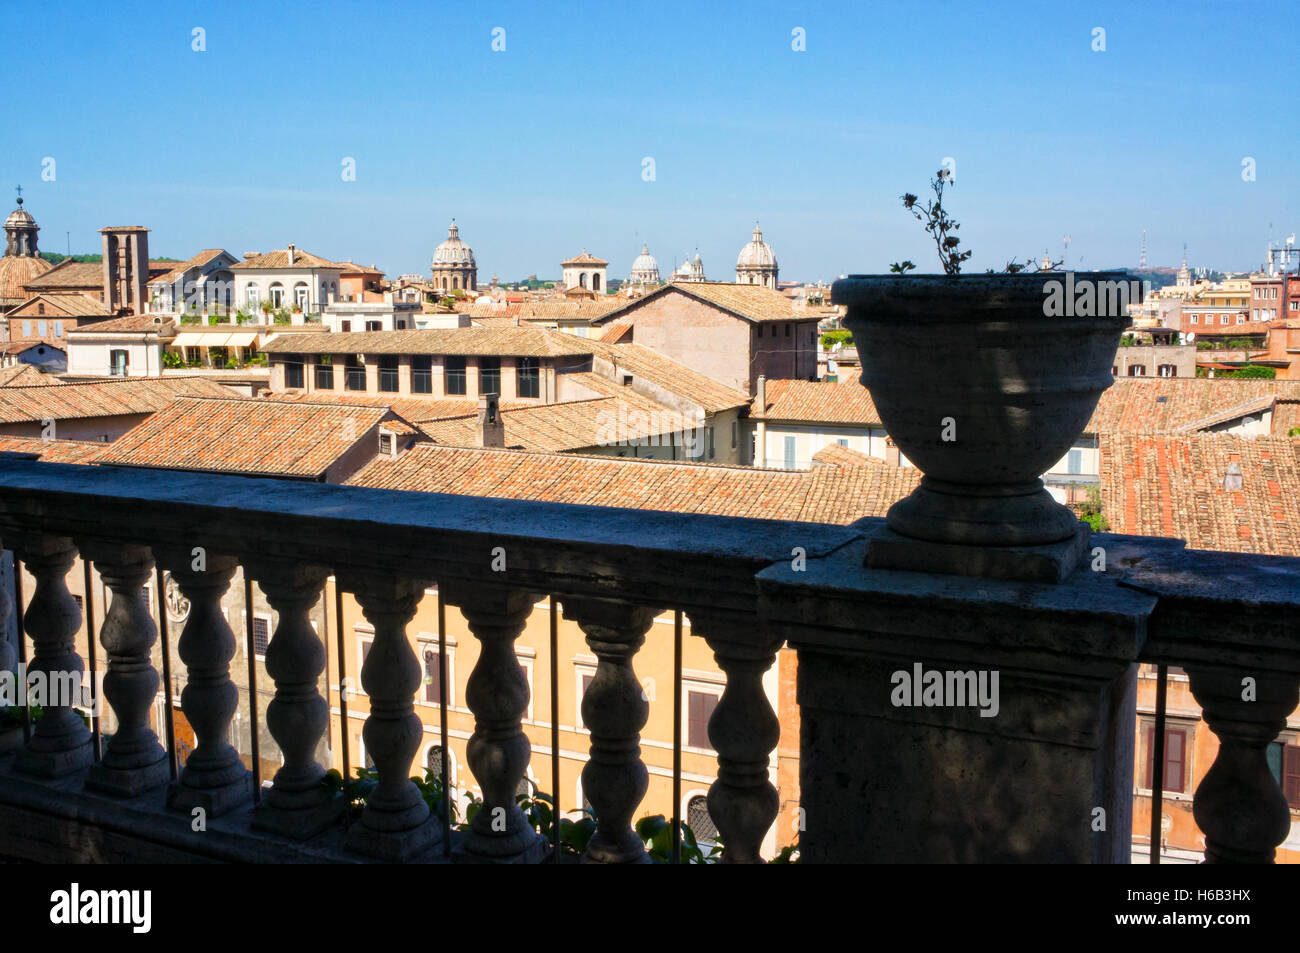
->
[[53, 320, 63, 337], [22, 320, 31, 337], [284, 355, 304, 389], [378, 355, 398, 392], [423, 649, 445, 705], [479, 357, 501, 396], [783, 435, 796, 469], [109, 349, 129, 376], [37, 320, 47, 336], [252, 617, 270, 657], [345, 355, 366, 391], [365, 321, 382, 332], [732, 421, 739, 450], [837, 437, 849, 447], [1189, 315, 1198, 324], [315, 355, 334, 389], [340, 320, 351, 333], [1282, 744, 1300, 809], [411, 356, 432, 394], [517, 357, 539, 399], [688, 691, 718, 750], [1067, 449, 1082, 474], [707, 426, 715, 460], [446, 356, 467, 395], [1145, 724, 1188, 794]]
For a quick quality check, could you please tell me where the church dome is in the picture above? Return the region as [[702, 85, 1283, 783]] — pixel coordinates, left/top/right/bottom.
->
[[0, 255, 52, 305], [432, 220, 476, 267], [737, 223, 777, 269], [630, 244, 660, 282], [5, 205, 35, 231]]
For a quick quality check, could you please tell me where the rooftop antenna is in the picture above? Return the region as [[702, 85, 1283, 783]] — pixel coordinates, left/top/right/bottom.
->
[[1139, 230, 1147, 269], [1063, 234, 1071, 270]]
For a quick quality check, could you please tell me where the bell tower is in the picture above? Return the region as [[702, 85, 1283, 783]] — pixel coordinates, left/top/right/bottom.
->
[[99, 226, 150, 314]]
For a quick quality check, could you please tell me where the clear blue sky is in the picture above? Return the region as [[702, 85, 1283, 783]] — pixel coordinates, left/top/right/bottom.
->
[[5, 0, 1296, 281]]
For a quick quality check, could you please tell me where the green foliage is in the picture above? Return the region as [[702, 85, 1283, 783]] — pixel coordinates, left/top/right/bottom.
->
[[1224, 337, 1259, 350], [341, 768, 742, 863], [179, 314, 199, 326], [1118, 334, 1136, 347], [1077, 484, 1108, 532], [1219, 365, 1275, 379], [821, 330, 853, 349], [1289, 427, 1300, 437], [1196, 340, 1215, 350], [889, 260, 916, 274], [162, 351, 186, 368]]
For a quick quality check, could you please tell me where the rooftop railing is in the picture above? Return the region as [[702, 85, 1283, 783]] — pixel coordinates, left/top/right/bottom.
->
[[0, 457, 1297, 863]]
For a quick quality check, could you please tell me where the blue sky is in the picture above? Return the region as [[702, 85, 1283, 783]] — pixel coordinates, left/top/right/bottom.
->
[[5, 0, 1296, 281]]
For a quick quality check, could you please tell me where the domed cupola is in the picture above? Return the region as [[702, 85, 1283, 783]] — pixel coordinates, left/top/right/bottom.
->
[[735, 222, 778, 288], [431, 219, 478, 292]]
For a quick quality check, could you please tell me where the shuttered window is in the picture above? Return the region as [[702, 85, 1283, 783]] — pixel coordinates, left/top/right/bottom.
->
[[688, 691, 718, 750], [1145, 725, 1188, 794]]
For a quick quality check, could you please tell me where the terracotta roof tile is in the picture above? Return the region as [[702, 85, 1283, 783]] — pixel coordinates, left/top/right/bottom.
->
[[1086, 378, 1300, 435], [0, 376, 237, 424], [1099, 433, 1300, 556], [229, 248, 345, 271], [0, 364, 55, 386], [95, 396, 393, 478], [0, 435, 107, 463], [347, 444, 919, 525], [751, 378, 881, 425], [261, 327, 593, 358], [596, 282, 831, 325], [586, 342, 751, 413]]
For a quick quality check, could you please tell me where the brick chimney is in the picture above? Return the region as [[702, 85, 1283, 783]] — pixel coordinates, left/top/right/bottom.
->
[[756, 374, 766, 409], [478, 393, 504, 448], [885, 437, 901, 468], [287, 243, 296, 266]]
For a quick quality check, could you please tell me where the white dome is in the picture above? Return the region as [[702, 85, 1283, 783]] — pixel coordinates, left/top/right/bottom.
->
[[433, 220, 476, 267], [737, 223, 777, 269], [630, 244, 659, 282]]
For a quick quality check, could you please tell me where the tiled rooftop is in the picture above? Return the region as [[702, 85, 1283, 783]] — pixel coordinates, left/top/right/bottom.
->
[[586, 342, 752, 413], [596, 282, 832, 325], [12, 292, 114, 316], [65, 313, 175, 334], [347, 443, 921, 524], [95, 396, 394, 479], [1085, 378, 1300, 434], [1099, 432, 1300, 556], [416, 394, 686, 453], [750, 378, 881, 425], [0, 376, 237, 424], [149, 249, 229, 284], [810, 443, 883, 467], [260, 328, 593, 358], [0, 435, 109, 463], [0, 364, 55, 386], [229, 248, 345, 270]]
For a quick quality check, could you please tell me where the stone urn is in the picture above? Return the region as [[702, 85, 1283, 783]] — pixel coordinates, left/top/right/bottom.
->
[[832, 273, 1136, 563]]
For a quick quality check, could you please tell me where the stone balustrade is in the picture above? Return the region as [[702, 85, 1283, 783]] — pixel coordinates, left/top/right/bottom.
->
[[0, 458, 1296, 864]]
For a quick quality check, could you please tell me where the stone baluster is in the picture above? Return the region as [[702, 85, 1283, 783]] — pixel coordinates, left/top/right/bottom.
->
[[157, 548, 251, 816], [563, 597, 658, 864], [689, 611, 782, 864], [248, 560, 345, 838], [0, 541, 19, 754], [441, 580, 547, 863], [1187, 665, 1300, 863], [78, 541, 170, 795], [341, 572, 440, 860], [11, 534, 93, 777]]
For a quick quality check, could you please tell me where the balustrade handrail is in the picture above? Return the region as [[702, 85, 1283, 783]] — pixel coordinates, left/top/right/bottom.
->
[[0, 457, 857, 615]]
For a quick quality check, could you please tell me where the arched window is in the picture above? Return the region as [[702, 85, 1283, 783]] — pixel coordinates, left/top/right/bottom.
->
[[453, 276, 460, 290], [427, 744, 444, 781], [441, 277, 448, 290], [687, 795, 717, 845], [579, 272, 588, 289], [294, 282, 309, 310], [269, 282, 285, 308], [592, 273, 601, 292], [516, 776, 534, 800]]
